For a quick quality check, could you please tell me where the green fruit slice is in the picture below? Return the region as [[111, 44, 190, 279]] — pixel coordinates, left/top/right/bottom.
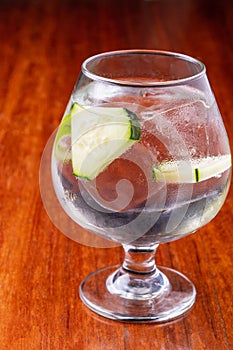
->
[[152, 155, 231, 183], [54, 103, 81, 162], [71, 104, 141, 180]]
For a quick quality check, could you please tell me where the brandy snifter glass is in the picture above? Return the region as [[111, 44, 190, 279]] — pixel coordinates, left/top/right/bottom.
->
[[49, 50, 231, 322]]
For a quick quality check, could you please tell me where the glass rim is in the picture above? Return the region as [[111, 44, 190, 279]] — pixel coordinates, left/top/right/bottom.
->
[[81, 49, 206, 87]]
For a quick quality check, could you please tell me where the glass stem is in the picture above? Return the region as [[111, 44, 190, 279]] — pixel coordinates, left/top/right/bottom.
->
[[107, 244, 170, 300], [122, 244, 158, 274]]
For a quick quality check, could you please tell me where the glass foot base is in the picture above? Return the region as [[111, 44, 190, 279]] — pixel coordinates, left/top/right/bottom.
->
[[79, 264, 196, 323]]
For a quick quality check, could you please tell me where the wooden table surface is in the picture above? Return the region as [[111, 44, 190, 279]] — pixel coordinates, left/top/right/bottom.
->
[[0, 0, 232, 349]]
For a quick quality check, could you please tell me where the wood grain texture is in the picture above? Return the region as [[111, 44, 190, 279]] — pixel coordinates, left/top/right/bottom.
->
[[0, 0, 232, 349]]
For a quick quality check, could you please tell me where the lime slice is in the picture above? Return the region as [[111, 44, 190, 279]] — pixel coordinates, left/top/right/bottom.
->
[[54, 103, 81, 162], [152, 155, 231, 183], [71, 105, 141, 180]]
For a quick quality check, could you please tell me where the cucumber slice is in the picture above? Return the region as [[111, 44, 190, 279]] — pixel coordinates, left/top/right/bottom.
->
[[54, 103, 81, 162], [152, 155, 231, 183], [71, 105, 141, 180]]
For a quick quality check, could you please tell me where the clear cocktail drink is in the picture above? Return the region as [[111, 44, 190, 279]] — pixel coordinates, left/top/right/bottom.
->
[[52, 85, 231, 245]]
